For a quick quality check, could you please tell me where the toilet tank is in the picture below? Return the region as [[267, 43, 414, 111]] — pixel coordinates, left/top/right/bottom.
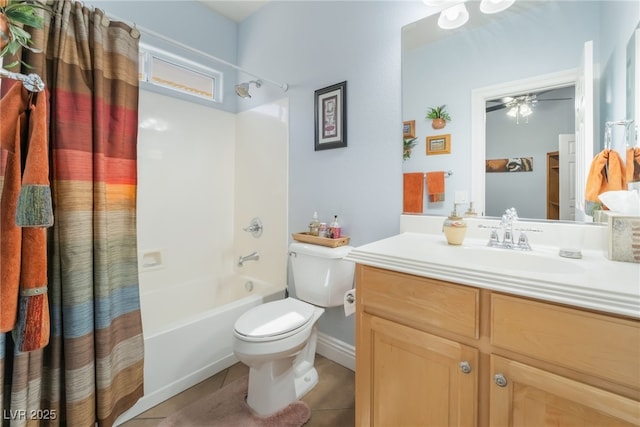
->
[[289, 242, 355, 307]]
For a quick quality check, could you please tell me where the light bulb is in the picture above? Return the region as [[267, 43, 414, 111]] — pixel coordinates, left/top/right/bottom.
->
[[438, 3, 469, 29], [520, 104, 533, 117], [422, 0, 448, 6], [480, 0, 515, 14]]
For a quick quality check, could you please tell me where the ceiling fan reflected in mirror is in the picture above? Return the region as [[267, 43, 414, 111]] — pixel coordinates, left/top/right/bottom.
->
[[486, 91, 573, 124]]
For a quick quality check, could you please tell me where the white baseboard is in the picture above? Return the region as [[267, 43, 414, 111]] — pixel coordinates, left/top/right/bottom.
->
[[316, 332, 355, 371]]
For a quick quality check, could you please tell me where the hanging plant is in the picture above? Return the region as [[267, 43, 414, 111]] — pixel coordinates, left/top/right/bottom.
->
[[426, 105, 452, 129], [0, 0, 51, 68], [403, 137, 418, 161]]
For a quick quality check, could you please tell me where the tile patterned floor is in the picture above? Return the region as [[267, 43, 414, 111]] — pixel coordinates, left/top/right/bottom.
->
[[119, 354, 355, 426]]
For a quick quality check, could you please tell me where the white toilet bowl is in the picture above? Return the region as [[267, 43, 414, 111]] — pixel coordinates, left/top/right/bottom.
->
[[233, 297, 325, 416], [233, 242, 354, 416]]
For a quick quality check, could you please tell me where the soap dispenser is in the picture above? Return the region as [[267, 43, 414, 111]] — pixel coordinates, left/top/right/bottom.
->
[[443, 203, 467, 245], [309, 212, 320, 236], [464, 202, 478, 217]]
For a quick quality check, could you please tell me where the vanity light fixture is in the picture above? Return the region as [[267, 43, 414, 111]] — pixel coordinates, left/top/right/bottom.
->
[[479, 0, 515, 14], [438, 3, 469, 30], [424, 0, 516, 30]]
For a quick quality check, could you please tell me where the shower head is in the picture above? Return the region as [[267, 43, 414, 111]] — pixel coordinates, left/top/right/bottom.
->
[[235, 80, 262, 98]]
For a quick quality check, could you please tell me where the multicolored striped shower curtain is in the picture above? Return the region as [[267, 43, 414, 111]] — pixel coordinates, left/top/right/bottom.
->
[[1, 1, 144, 425]]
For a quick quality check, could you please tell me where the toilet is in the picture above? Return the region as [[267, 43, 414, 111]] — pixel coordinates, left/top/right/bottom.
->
[[232, 242, 355, 416]]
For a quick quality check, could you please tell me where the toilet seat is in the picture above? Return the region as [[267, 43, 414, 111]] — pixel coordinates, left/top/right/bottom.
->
[[234, 298, 316, 342]]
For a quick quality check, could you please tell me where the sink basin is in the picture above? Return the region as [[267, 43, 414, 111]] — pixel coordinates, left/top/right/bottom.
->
[[460, 246, 585, 275]]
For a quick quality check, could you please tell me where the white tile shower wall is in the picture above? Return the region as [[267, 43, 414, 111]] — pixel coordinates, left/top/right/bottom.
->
[[234, 98, 289, 288], [137, 90, 236, 294]]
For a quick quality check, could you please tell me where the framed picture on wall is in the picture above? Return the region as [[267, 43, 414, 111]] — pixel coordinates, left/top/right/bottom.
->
[[403, 120, 416, 138], [315, 81, 347, 150], [486, 157, 533, 172], [426, 134, 451, 155]]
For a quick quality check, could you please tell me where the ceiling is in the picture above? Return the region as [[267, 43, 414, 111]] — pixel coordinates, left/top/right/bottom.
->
[[199, 1, 269, 23]]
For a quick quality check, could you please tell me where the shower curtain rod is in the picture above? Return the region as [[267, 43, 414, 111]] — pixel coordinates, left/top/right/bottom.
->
[[105, 12, 288, 92]]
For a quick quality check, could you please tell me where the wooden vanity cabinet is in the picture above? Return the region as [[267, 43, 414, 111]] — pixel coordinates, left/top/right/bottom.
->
[[489, 294, 640, 426], [489, 355, 639, 427], [359, 313, 478, 426], [355, 265, 640, 427], [355, 265, 481, 426]]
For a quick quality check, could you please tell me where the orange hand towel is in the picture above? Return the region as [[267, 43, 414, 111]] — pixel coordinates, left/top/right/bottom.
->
[[627, 147, 640, 183], [403, 173, 424, 213], [584, 149, 626, 216], [426, 171, 445, 203]]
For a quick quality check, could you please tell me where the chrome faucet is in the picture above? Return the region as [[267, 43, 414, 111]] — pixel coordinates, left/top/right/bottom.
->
[[238, 251, 260, 267], [481, 208, 538, 251], [500, 207, 518, 247]]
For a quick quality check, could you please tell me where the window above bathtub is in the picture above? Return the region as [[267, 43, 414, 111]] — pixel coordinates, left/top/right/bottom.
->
[[139, 43, 223, 104]]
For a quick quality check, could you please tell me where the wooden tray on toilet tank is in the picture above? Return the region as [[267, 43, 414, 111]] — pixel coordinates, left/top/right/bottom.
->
[[292, 232, 350, 248]]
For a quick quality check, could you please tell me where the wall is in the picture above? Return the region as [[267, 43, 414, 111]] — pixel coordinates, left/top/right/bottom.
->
[[236, 1, 427, 345], [137, 90, 235, 299], [234, 99, 289, 287]]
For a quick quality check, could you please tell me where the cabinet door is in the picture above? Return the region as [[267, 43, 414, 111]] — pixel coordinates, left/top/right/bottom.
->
[[490, 355, 640, 427], [357, 313, 478, 427]]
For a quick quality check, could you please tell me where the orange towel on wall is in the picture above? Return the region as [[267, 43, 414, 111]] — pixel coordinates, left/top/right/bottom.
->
[[426, 171, 445, 202], [403, 173, 424, 213], [627, 147, 640, 183], [584, 149, 626, 215]]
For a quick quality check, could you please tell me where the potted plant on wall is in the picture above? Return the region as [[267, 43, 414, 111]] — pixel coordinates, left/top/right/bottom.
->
[[426, 105, 452, 129], [0, 0, 50, 67], [403, 137, 418, 161]]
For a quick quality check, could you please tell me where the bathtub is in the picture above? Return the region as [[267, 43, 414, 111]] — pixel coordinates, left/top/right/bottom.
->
[[115, 275, 284, 425]]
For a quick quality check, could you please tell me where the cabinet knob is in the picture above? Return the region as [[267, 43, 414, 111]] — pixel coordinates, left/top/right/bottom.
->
[[494, 373, 508, 387], [459, 361, 472, 374]]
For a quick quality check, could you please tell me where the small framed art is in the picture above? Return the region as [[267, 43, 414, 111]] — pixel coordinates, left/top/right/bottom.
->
[[426, 134, 451, 155], [403, 120, 416, 138], [315, 81, 347, 150]]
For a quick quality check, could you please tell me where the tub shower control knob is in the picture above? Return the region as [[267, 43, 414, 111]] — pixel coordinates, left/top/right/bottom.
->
[[243, 217, 263, 238], [459, 361, 472, 374]]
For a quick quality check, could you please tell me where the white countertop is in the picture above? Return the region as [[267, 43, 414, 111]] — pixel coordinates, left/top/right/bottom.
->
[[346, 232, 640, 319]]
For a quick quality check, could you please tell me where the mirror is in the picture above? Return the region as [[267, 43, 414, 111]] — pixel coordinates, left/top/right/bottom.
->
[[402, 1, 639, 222]]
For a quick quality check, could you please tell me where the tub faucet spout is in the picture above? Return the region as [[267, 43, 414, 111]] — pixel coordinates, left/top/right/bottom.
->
[[238, 251, 260, 267]]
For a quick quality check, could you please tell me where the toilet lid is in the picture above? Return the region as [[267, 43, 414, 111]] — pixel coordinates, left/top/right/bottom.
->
[[234, 298, 316, 338]]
